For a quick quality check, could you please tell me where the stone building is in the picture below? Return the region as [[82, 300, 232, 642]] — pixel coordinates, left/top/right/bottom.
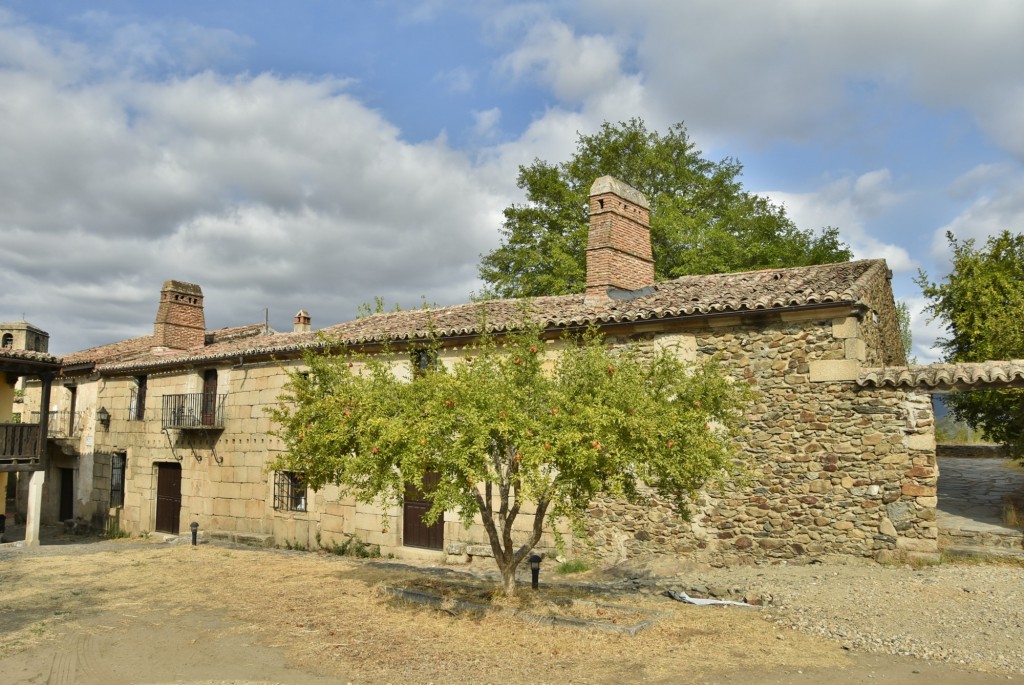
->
[[32, 175, 987, 565], [1, 325, 60, 546]]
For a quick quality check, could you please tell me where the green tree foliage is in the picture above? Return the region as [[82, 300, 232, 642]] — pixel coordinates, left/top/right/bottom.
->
[[270, 316, 750, 595], [478, 119, 852, 298], [917, 230, 1024, 458], [896, 301, 918, 364]]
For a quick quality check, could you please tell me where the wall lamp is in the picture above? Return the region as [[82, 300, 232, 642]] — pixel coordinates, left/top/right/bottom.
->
[[97, 406, 110, 431]]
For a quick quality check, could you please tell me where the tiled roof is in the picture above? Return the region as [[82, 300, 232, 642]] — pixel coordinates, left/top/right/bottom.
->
[[321, 259, 886, 345], [61, 335, 155, 367], [0, 348, 60, 364], [85, 259, 886, 373], [63, 325, 271, 371], [857, 360, 1024, 390]]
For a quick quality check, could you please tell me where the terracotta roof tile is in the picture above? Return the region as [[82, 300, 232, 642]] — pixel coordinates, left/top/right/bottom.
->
[[88, 259, 885, 374], [0, 348, 60, 364], [857, 360, 1024, 390], [61, 335, 156, 367]]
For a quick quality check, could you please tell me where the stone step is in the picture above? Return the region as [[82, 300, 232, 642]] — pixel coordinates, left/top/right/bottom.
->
[[941, 544, 1024, 562], [207, 531, 275, 547], [939, 526, 1023, 551]]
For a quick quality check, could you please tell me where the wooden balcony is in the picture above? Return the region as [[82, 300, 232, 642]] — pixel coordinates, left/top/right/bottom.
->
[[161, 393, 226, 430], [0, 422, 43, 470]]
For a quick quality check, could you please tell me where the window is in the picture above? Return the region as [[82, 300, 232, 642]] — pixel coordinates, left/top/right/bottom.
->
[[110, 452, 127, 508], [130, 376, 147, 421], [412, 348, 438, 377], [274, 471, 307, 512], [1, 333, 12, 348]]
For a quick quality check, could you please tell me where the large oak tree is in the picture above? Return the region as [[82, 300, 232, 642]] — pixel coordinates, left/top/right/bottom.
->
[[479, 119, 852, 298]]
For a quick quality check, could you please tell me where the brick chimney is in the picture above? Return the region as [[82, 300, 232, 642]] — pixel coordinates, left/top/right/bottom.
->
[[154, 280, 206, 350], [293, 309, 311, 333], [585, 176, 654, 303]]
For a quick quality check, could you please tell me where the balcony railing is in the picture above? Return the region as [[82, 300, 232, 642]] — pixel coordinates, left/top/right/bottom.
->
[[161, 393, 226, 429], [28, 410, 85, 438], [0, 422, 42, 468]]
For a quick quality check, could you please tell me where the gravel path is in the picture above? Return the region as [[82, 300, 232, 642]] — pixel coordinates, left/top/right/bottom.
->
[[689, 559, 1024, 676]]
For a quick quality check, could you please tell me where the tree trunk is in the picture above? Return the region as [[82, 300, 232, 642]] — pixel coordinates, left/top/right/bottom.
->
[[499, 560, 518, 597]]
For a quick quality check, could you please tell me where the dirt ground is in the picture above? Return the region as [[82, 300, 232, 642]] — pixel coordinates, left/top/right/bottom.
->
[[0, 539, 1019, 685]]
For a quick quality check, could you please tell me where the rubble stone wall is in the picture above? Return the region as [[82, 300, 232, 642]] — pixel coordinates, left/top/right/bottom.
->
[[584, 314, 938, 564]]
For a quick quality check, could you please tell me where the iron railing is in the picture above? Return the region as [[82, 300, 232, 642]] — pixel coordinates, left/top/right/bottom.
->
[[161, 393, 226, 429], [28, 410, 85, 438]]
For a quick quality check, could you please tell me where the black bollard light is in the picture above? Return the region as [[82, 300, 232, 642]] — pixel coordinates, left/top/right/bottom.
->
[[190, 521, 199, 546], [529, 553, 542, 590]]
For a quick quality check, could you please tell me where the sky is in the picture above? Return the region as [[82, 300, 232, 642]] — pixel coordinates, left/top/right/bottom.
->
[[1, 1, 1022, 360]]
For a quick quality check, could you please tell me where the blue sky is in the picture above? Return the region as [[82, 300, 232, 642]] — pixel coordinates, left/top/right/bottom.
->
[[1, 1, 1022, 359]]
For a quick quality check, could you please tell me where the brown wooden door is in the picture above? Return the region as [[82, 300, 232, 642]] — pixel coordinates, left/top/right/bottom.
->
[[201, 370, 217, 426], [155, 463, 181, 534], [403, 471, 444, 550]]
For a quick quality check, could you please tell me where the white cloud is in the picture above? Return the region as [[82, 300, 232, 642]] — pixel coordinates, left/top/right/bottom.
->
[[931, 167, 1024, 261], [498, 18, 625, 105], [434, 66, 474, 93], [764, 170, 916, 273], [581, 0, 1024, 155], [901, 294, 947, 365], [472, 107, 502, 140], [0, 18, 506, 354]]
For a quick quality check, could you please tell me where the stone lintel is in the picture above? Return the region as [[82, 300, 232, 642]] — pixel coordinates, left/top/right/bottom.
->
[[832, 316, 860, 339], [906, 432, 936, 451], [809, 359, 860, 382]]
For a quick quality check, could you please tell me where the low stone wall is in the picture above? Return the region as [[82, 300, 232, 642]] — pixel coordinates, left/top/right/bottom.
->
[[937, 444, 1007, 459]]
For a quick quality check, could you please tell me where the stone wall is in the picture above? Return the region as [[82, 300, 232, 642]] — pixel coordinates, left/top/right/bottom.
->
[[584, 313, 938, 564]]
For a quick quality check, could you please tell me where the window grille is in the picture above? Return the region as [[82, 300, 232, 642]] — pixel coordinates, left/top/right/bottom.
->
[[129, 376, 147, 421], [110, 452, 126, 508], [412, 348, 438, 376], [273, 471, 307, 512]]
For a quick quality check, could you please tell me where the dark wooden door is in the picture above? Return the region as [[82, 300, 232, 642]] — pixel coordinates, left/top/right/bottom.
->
[[403, 471, 444, 550], [59, 468, 74, 521], [201, 370, 217, 426], [67, 386, 77, 435], [155, 463, 182, 534]]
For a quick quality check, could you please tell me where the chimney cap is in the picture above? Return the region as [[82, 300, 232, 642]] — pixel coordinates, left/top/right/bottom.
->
[[294, 309, 310, 319], [590, 176, 650, 209], [161, 280, 203, 296]]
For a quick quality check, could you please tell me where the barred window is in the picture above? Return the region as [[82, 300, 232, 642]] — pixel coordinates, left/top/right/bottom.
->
[[129, 376, 147, 421], [274, 471, 307, 512], [412, 348, 438, 377], [110, 452, 126, 508]]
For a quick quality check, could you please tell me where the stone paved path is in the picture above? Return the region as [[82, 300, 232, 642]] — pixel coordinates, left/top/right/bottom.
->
[[937, 456, 1024, 530], [936, 456, 1024, 548]]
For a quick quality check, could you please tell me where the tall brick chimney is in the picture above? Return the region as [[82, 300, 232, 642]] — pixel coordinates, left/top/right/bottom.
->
[[585, 176, 654, 303], [154, 280, 206, 350], [293, 309, 311, 333]]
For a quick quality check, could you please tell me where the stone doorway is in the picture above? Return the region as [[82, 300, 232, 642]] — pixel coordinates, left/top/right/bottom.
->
[[936, 446, 1024, 556]]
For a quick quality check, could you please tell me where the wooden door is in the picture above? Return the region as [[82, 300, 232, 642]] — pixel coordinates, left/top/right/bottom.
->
[[155, 463, 181, 534], [59, 467, 74, 521], [403, 471, 444, 550], [201, 370, 217, 426], [67, 386, 77, 435]]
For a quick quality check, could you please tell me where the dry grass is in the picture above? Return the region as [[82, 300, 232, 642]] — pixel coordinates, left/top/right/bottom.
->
[[0, 542, 850, 684], [1002, 495, 1024, 528]]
